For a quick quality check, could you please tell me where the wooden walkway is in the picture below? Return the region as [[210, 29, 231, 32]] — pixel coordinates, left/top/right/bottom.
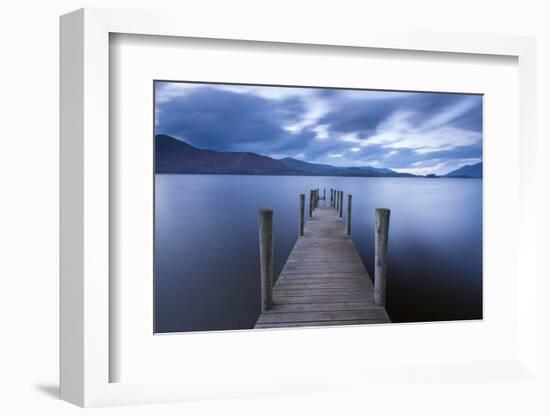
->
[[255, 205, 390, 329]]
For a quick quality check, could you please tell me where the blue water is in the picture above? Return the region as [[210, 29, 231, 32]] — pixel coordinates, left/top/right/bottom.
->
[[155, 175, 482, 333]]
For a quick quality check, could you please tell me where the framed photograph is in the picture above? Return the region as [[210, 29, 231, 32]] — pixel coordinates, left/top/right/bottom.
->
[[153, 80, 483, 334], [60, 8, 538, 407]]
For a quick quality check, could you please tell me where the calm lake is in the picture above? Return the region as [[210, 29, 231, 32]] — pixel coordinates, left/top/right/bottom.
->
[[155, 174, 482, 333]]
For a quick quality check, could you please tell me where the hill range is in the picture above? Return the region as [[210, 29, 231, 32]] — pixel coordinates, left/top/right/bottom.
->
[[155, 134, 482, 178]]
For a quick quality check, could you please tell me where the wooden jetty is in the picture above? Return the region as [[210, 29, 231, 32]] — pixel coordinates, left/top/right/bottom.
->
[[255, 190, 390, 329]]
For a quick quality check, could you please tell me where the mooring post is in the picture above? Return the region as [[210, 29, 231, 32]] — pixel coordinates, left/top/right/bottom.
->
[[309, 190, 313, 218], [299, 194, 305, 236], [374, 208, 390, 306], [347, 194, 352, 236], [339, 191, 343, 218], [258, 209, 274, 311], [313, 189, 317, 209], [335, 191, 338, 211], [331, 189, 334, 205], [323, 188, 326, 200]]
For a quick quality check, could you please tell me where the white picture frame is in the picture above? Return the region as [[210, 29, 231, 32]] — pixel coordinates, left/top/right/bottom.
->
[[60, 8, 538, 407]]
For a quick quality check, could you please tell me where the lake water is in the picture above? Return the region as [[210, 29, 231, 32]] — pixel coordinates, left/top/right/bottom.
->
[[155, 174, 482, 333]]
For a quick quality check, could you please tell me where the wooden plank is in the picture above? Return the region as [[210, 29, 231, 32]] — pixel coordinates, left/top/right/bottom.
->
[[273, 288, 373, 296], [279, 272, 370, 278], [275, 282, 370, 289], [255, 319, 388, 329], [285, 256, 360, 259], [283, 263, 363, 268], [276, 279, 369, 285], [275, 294, 376, 304], [257, 309, 389, 324], [283, 265, 366, 271], [261, 302, 386, 313]]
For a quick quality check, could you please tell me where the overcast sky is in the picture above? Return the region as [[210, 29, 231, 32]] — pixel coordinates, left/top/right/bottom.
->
[[155, 81, 482, 175]]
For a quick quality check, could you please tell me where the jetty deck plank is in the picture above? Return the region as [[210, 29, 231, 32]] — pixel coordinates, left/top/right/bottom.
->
[[255, 206, 390, 329]]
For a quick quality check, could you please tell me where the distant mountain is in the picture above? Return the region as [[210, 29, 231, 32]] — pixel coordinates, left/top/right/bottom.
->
[[155, 134, 417, 177], [155, 135, 302, 175], [341, 166, 416, 177], [444, 162, 483, 178], [278, 157, 415, 177], [278, 157, 337, 174]]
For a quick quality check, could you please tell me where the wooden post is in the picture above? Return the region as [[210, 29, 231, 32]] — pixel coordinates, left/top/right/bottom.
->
[[331, 189, 334, 205], [299, 194, 305, 236], [339, 191, 343, 218], [374, 208, 390, 306], [316, 189, 320, 207], [258, 209, 274, 311], [347, 194, 352, 235], [335, 191, 339, 211], [323, 188, 326, 200], [309, 190, 313, 218], [313, 189, 317, 209]]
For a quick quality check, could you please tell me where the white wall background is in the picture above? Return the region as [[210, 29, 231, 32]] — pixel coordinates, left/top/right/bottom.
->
[[1, 0, 548, 414]]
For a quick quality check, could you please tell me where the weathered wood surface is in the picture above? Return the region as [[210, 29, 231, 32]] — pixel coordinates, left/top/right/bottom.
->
[[258, 209, 274, 311], [255, 206, 390, 329], [299, 194, 305, 236], [374, 208, 390, 306]]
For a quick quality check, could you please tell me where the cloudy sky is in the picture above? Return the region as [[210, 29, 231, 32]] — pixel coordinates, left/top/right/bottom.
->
[[155, 81, 482, 175]]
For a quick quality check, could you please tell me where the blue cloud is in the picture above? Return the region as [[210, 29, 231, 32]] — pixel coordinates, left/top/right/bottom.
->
[[155, 82, 482, 175], [321, 92, 482, 136], [157, 87, 286, 151]]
